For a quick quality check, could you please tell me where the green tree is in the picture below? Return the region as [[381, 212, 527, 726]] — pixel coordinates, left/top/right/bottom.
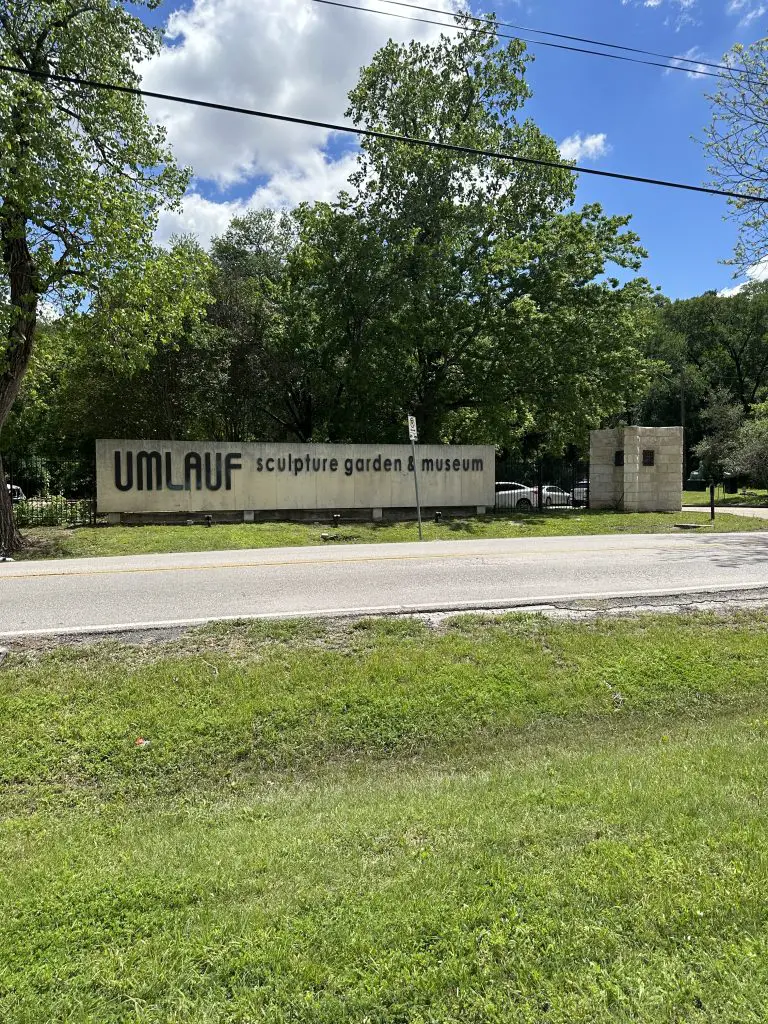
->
[[4, 239, 213, 455], [693, 388, 744, 484], [639, 282, 768, 475], [0, 0, 187, 551], [703, 39, 768, 273], [333, 16, 653, 448], [728, 401, 768, 488]]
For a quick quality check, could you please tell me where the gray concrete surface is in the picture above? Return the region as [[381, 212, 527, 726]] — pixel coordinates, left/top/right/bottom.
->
[[682, 505, 768, 520], [3, 531, 768, 638]]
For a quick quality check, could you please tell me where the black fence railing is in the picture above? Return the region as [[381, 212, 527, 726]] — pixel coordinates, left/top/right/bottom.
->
[[3, 453, 97, 527], [495, 458, 589, 511]]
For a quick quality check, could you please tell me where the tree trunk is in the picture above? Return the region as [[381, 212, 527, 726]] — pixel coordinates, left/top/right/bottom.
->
[[0, 453, 23, 556], [0, 208, 39, 553]]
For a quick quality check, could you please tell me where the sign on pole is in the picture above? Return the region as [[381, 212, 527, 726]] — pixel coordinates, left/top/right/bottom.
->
[[408, 415, 423, 540]]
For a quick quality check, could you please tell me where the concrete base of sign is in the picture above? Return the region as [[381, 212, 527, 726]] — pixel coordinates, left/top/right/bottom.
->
[[243, 510, 255, 523], [113, 506, 484, 526], [372, 507, 383, 520], [107, 512, 122, 526]]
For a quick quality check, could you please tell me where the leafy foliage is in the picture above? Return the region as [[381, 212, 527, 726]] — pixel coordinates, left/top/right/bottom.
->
[[693, 388, 744, 483], [704, 39, 768, 273], [638, 282, 768, 470], [0, 0, 189, 548]]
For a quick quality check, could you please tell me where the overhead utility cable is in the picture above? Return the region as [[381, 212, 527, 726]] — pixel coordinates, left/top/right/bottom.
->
[[360, 0, 745, 76], [310, 0, 732, 80], [0, 62, 764, 203]]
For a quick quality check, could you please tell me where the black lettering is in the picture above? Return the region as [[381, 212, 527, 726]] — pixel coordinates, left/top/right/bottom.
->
[[313, 458, 322, 472], [266, 458, 275, 472], [383, 458, 392, 472], [356, 458, 365, 473], [322, 458, 328, 471], [344, 458, 354, 476], [165, 452, 183, 491], [395, 459, 402, 472], [436, 459, 444, 471], [205, 452, 223, 491], [137, 450, 162, 491], [453, 459, 461, 471], [472, 459, 484, 472], [373, 455, 382, 471], [225, 453, 242, 489], [294, 458, 304, 476], [462, 459, 470, 471], [277, 458, 286, 471], [422, 458, 435, 472], [330, 458, 338, 472], [114, 451, 133, 492], [184, 452, 203, 491], [366, 458, 371, 471], [408, 456, 414, 472], [256, 457, 264, 472]]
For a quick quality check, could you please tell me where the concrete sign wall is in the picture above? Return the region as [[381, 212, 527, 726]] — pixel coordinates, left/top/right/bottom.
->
[[96, 440, 496, 515], [589, 426, 683, 512]]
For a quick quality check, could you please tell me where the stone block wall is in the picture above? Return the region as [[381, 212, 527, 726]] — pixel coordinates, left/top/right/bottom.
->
[[589, 426, 683, 512]]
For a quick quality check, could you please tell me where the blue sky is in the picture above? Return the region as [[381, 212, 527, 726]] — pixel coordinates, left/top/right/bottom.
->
[[140, 0, 767, 298]]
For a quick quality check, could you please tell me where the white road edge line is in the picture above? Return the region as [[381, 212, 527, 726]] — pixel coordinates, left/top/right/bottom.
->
[[3, 581, 768, 640]]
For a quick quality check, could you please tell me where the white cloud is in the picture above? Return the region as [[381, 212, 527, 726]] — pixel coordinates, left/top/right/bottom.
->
[[558, 132, 611, 162], [663, 45, 710, 78], [156, 193, 246, 248], [143, 0, 459, 187], [144, 0, 463, 246], [718, 258, 768, 296], [727, 0, 766, 26], [155, 151, 360, 247], [621, 0, 699, 28]]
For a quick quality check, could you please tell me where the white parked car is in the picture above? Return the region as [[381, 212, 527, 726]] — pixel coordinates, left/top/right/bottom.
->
[[496, 482, 575, 510], [6, 483, 26, 502], [542, 485, 572, 507], [495, 481, 539, 510], [571, 480, 589, 507]]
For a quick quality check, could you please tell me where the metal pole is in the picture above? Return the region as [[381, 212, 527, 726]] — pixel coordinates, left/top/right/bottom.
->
[[710, 482, 716, 522], [411, 437, 423, 541], [680, 366, 686, 488]]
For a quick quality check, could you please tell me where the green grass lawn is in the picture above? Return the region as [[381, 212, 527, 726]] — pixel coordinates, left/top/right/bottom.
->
[[3, 612, 768, 1021], [684, 487, 768, 507], [17, 507, 768, 560]]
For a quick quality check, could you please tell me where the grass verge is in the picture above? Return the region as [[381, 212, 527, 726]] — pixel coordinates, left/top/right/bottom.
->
[[18, 507, 768, 560], [683, 487, 768, 508], [2, 612, 768, 1021]]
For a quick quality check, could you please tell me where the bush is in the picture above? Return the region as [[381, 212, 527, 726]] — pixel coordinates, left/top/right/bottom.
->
[[13, 497, 94, 527]]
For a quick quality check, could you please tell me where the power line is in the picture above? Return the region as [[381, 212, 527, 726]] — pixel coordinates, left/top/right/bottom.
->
[[1, 62, 764, 203], [365, 0, 745, 76], [310, 0, 732, 80]]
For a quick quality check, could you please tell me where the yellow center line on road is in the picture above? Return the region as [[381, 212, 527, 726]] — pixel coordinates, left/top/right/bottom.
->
[[0, 538, 713, 581]]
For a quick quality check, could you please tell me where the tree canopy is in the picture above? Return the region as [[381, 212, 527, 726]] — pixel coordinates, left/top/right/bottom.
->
[[0, 0, 190, 549]]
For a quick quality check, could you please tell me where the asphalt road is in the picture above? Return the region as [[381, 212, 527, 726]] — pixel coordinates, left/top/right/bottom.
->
[[3, 531, 768, 638]]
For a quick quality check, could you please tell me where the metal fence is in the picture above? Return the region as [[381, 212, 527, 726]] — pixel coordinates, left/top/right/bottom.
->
[[495, 457, 589, 512], [3, 453, 97, 527]]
